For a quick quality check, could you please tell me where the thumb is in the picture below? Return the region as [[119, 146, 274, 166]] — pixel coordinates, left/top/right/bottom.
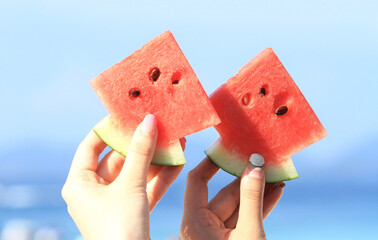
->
[[115, 114, 158, 188], [235, 154, 266, 239]]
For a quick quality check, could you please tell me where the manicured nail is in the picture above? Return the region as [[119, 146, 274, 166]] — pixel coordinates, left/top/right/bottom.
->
[[274, 182, 286, 190], [249, 153, 264, 168], [248, 153, 264, 178], [141, 114, 157, 136]]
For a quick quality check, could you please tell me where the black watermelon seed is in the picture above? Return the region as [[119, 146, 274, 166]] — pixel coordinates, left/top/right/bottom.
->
[[172, 80, 179, 85], [150, 68, 160, 82], [276, 106, 288, 116], [129, 89, 141, 98], [260, 88, 266, 96]]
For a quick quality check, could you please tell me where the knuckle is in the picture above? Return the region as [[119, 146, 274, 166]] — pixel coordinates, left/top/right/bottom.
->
[[61, 184, 70, 202], [147, 187, 163, 211], [241, 190, 261, 202], [180, 224, 192, 240], [147, 187, 158, 202], [187, 169, 198, 181], [76, 141, 86, 153], [66, 206, 72, 215], [111, 152, 126, 170], [257, 231, 267, 240], [179, 226, 185, 239], [76, 172, 93, 182], [187, 168, 205, 181], [241, 185, 262, 202], [128, 145, 154, 159]]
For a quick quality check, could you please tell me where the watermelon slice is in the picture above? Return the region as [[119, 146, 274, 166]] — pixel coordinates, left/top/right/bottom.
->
[[205, 48, 327, 182], [93, 116, 186, 165], [91, 31, 220, 165]]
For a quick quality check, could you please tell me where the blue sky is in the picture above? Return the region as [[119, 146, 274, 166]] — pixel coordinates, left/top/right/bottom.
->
[[1, 0, 377, 161], [1, 0, 377, 183]]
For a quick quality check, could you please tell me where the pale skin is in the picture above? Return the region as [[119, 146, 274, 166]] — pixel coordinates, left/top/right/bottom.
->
[[180, 158, 285, 240], [62, 115, 184, 240], [62, 114, 284, 240]]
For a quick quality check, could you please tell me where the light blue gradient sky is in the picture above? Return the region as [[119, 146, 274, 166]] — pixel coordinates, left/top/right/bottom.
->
[[1, 0, 377, 174]]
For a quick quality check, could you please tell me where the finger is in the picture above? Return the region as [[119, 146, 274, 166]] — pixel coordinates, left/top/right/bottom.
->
[[179, 138, 186, 151], [184, 157, 219, 211], [147, 165, 184, 211], [264, 182, 280, 196], [96, 150, 125, 183], [70, 130, 107, 174], [226, 182, 285, 227], [208, 178, 240, 222], [224, 205, 239, 229], [263, 182, 285, 220], [235, 154, 266, 238], [115, 114, 157, 187], [226, 183, 285, 229], [146, 137, 185, 182], [147, 165, 164, 182]]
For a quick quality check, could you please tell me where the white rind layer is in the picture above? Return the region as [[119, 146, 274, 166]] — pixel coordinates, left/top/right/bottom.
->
[[93, 116, 186, 165], [205, 137, 299, 182]]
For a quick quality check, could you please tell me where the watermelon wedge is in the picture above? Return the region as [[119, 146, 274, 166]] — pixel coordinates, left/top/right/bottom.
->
[[205, 48, 327, 182], [91, 31, 220, 165], [93, 116, 185, 165]]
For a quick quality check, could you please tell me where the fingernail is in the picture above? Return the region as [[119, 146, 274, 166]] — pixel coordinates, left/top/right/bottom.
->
[[274, 182, 286, 190], [249, 153, 264, 168], [248, 153, 264, 178], [141, 114, 157, 136]]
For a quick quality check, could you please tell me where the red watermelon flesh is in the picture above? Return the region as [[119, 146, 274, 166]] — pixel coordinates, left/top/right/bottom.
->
[[90, 31, 220, 146], [205, 48, 327, 182]]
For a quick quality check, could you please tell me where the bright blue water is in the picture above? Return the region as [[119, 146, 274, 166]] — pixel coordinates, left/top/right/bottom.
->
[[1, 180, 377, 240]]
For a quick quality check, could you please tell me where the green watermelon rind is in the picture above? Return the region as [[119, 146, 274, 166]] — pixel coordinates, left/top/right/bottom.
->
[[205, 137, 299, 183], [93, 116, 186, 166]]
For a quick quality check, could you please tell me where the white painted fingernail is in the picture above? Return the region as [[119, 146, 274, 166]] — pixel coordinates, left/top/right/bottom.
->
[[249, 153, 264, 168], [248, 154, 264, 178], [141, 114, 157, 136]]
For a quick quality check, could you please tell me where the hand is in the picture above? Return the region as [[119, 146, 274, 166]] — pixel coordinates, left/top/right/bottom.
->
[[180, 157, 285, 240], [62, 115, 184, 240]]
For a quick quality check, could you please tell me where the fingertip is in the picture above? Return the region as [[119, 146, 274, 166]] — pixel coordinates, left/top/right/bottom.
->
[[173, 164, 185, 172], [184, 158, 219, 210], [159, 164, 184, 179], [179, 138, 186, 151], [189, 157, 219, 183], [247, 167, 264, 179], [140, 114, 157, 137], [237, 155, 266, 230], [116, 115, 158, 185], [79, 130, 107, 156], [242, 153, 265, 184], [263, 182, 285, 220], [264, 182, 286, 195], [71, 130, 107, 174], [240, 166, 265, 197], [275, 182, 286, 190]]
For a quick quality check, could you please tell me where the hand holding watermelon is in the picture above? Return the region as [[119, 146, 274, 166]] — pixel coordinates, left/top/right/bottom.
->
[[180, 156, 284, 240], [65, 31, 327, 239], [62, 115, 183, 240]]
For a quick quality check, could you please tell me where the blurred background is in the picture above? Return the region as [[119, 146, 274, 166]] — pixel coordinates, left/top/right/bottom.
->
[[1, 0, 377, 239]]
